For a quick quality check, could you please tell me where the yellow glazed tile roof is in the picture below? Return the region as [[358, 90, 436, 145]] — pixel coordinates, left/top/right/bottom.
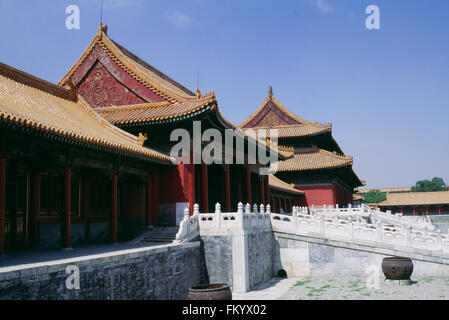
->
[[96, 91, 217, 125], [377, 191, 449, 206], [276, 147, 353, 172], [0, 63, 172, 163], [238, 90, 332, 139], [269, 175, 304, 195], [356, 187, 412, 194], [242, 123, 332, 139]]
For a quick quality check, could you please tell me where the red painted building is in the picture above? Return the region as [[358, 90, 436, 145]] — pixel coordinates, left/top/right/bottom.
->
[[58, 25, 298, 225], [239, 87, 364, 207], [0, 62, 173, 253], [0, 25, 307, 253]]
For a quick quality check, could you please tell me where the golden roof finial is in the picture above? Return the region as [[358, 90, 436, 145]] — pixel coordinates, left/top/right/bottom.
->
[[268, 85, 273, 98], [138, 132, 148, 146], [102, 24, 108, 35], [196, 88, 201, 99]]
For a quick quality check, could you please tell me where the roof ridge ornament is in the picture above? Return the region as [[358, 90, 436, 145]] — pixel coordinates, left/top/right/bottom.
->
[[67, 78, 78, 102], [196, 88, 201, 98], [138, 132, 148, 146], [268, 85, 273, 98]]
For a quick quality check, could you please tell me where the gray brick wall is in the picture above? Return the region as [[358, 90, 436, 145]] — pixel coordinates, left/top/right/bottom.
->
[[199, 235, 233, 288], [248, 231, 274, 289], [0, 242, 200, 300]]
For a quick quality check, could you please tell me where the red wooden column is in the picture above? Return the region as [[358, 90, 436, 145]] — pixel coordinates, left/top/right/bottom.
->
[[237, 172, 243, 203], [259, 175, 265, 205], [201, 163, 209, 213], [426, 207, 429, 215], [187, 163, 195, 214], [31, 171, 41, 247], [152, 171, 160, 221], [0, 156, 5, 254], [413, 207, 416, 216], [283, 198, 287, 212], [111, 170, 118, 243], [438, 206, 441, 215], [245, 165, 252, 205], [224, 164, 231, 212], [265, 176, 270, 207], [62, 163, 71, 249], [145, 175, 152, 227], [278, 198, 282, 213]]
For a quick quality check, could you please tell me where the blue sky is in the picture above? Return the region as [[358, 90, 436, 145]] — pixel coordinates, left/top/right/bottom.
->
[[1, 0, 448, 189]]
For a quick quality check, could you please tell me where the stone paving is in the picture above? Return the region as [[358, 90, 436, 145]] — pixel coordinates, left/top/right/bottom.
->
[[0, 240, 170, 269], [234, 277, 449, 300]]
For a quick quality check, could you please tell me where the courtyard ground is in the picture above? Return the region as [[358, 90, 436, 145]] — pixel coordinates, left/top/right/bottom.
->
[[234, 276, 449, 300]]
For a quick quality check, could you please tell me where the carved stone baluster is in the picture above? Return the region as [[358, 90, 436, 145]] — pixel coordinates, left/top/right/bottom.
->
[[237, 202, 244, 227], [215, 203, 222, 229]]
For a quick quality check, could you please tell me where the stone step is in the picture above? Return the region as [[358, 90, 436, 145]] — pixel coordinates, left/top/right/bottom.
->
[[134, 226, 180, 243], [141, 238, 175, 243], [143, 235, 177, 239]]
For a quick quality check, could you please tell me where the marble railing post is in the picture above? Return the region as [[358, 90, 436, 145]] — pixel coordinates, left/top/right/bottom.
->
[[292, 206, 298, 230], [184, 207, 190, 234], [237, 202, 244, 227], [215, 203, 222, 228], [194, 203, 200, 215], [260, 204, 265, 226]]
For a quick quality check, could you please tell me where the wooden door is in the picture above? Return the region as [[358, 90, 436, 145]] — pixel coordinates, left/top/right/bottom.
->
[[5, 167, 29, 251]]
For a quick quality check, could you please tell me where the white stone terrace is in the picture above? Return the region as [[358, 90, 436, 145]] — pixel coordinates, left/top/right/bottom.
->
[[177, 202, 449, 257]]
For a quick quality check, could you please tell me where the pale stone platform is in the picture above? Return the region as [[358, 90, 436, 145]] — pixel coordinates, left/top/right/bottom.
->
[[233, 277, 300, 300]]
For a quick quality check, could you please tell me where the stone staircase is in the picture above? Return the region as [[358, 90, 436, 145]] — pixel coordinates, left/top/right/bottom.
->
[[139, 226, 180, 243]]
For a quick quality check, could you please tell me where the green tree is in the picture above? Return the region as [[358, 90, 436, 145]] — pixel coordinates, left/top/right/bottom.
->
[[411, 177, 446, 192], [364, 189, 387, 203]]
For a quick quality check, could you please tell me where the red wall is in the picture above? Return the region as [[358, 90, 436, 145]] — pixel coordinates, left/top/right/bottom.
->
[[296, 184, 335, 206], [296, 183, 353, 207]]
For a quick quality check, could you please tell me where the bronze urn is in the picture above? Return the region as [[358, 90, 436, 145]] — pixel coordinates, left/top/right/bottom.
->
[[187, 283, 232, 300], [381, 256, 413, 280]]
